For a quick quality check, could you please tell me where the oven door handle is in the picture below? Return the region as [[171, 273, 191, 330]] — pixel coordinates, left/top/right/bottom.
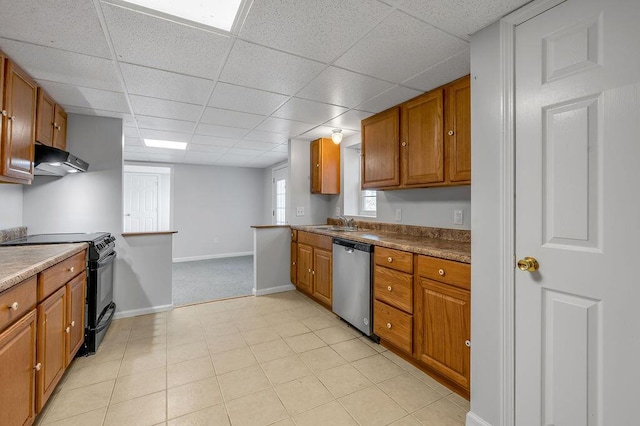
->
[[97, 251, 117, 267], [92, 302, 116, 333]]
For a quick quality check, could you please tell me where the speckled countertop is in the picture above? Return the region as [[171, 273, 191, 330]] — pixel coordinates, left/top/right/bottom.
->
[[291, 221, 471, 264], [0, 243, 88, 293]]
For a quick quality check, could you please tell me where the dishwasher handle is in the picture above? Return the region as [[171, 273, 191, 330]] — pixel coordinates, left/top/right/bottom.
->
[[332, 238, 373, 253]]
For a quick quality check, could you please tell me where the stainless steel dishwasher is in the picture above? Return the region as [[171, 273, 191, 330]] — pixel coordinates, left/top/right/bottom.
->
[[332, 237, 374, 337]]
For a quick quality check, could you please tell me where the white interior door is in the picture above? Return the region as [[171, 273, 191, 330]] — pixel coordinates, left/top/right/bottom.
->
[[515, 1, 640, 424], [272, 166, 287, 225], [124, 173, 160, 232]]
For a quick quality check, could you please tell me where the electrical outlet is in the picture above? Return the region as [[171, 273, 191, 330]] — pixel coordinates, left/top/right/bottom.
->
[[395, 208, 402, 221], [296, 206, 305, 217], [213, 237, 219, 243], [454, 210, 464, 225]]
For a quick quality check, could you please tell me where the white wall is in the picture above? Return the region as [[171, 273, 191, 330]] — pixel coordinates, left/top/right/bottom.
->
[[0, 185, 23, 228], [172, 163, 265, 261], [469, 21, 504, 426]]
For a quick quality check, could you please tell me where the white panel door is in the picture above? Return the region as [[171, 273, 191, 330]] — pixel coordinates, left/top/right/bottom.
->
[[124, 173, 159, 232], [515, 1, 640, 425], [272, 166, 287, 225]]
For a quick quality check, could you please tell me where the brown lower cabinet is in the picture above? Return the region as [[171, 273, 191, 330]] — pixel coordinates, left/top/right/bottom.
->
[[294, 231, 333, 307], [0, 249, 86, 425]]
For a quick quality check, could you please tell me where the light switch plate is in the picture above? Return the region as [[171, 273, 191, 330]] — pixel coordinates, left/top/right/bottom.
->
[[395, 208, 402, 221], [454, 210, 464, 225], [296, 206, 305, 217]]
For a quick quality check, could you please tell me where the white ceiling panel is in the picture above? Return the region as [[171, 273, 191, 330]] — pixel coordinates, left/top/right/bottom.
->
[[37, 82, 129, 113], [124, 127, 141, 138], [195, 123, 248, 139], [64, 106, 131, 120], [239, 0, 391, 63], [244, 157, 281, 168], [256, 117, 314, 136], [124, 145, 146, 153], [273, 98, 347, 124], [219, 40, 325, 95], [129, 96, 203, 122], [125, 137, 143, 146], [269, 144, 289, 153], [297, 67, 394, 108], [0, 39, 122, 92], [187, 144, 229, 154], [324, 110, 372, 131], [334, 11, 469, 83], [217, 154, 253, 164], [402, 48, 471, 91], [300, 126, 357, 141], [191, 135, 238, 147], [356, 85, 423, 114], [135, 116, 196, 133], [124, 152, 151, 161], [185, 152, 221, 164], [120, 63, 214, 105], [227, 147, 268, 156], [400, 0, 530, 37], [208, 83, 289, 116], [235, 140, 279, 151], [101, 3, 231, 79], [147, 153, 184, 163], [0, 0, 111, 58], [243, 130, 288, 144], [200, 107, 265, 129], [139, 129, 191, 142]]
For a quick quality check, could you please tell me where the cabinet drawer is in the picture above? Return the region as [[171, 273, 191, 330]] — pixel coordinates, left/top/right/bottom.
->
[[374, 300, 412, 354], [38, 251, 85, 302], [417, 255, 470, 290], [374, 266, 413, 314], [298, 231, 332, 251], [0, 276, 37, 333], [291, 229, 298, 242], [375, 247, 413, 273]]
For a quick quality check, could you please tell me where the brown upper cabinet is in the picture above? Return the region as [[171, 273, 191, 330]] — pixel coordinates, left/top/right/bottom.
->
[[1, 57, 37, 184], [310, 137, 340, 194], [361, 75, 471, 190], [36, 89, 67, 151]]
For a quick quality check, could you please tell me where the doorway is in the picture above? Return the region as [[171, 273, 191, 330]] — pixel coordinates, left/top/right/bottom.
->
[[123, 164, 171, 232], [272, 165, 288, 225]]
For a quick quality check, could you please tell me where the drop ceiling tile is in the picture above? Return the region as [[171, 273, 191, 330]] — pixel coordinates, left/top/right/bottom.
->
[[324, 110, 372, 131], [239, 0, 391, 63], [187, 144, 229, 154], [334, 11, 468, 83], [1, 40, 121, 92], [400, 0, 529, 37], [269, 144, 289, 153], [217, 154, 252, 164], [124, 127, 140, 138], [124, 152, 151, 161], [135, 116, 196, 133], [260, 151, 289, 159], [209, 83, 289, 116], [139, 129, 191, 142], [185, 152, 221, 164], [191, 135, 238, 147], [356, 85, 422, 114], [101, 3, 231, 79], [226, 147, 266, 157], [64, 106, 130, 120], [273, 98, 347, 124], [195, 123, 248, 139], [36, 81, 129, 113], [297, 67, 394, 108], [125, 137, 143, 146], [256, 117, 314, 136], [124, 145, 147, 153], [147, 153, 184, 163], [0, 0, 110, 58], [219, 40, 325, 95], [402, 48, 470, 91], [129, 96, 203, 122], [120, 63, 214, 105], [243, 130, 288, 144], [300, 126, 357, 141], [244, 157, 279, 168], [235, 140, 279, 151], [200, 107, 265, 129]]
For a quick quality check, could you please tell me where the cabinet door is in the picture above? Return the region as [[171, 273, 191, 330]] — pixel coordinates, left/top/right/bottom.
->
[[0, 309, 37, 426], [401, 90, 444, 186], [312, 248, 332, 306], [66, 273, 85, 365], [415, 278, 470, 390], [446, 76, 471, 183], [296, 243, 313, 293], [1, 60, 36, 182], [361, 107, 400, 189], [36, 286, 67, 412], [35, 89, 55, 146], [52, 104, 67, 151], [290, 241, 298, 285], [310, 138, 321, 193]]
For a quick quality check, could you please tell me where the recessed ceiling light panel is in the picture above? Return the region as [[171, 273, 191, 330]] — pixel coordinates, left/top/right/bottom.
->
[[118, 0, 243, 31], [144, 139, 188, 150]]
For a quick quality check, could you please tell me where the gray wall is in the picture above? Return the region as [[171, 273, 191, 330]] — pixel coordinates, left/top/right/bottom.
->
[[470, 21, 503, 426], [172, 163, 265, 261], [0, 185, 23, 228]]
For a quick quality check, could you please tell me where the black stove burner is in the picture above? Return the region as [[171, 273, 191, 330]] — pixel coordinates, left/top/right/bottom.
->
[[0, 232, 115, 261]]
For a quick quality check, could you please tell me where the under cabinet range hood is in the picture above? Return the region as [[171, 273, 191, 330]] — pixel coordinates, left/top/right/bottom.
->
[[34, 144, 89, 176]]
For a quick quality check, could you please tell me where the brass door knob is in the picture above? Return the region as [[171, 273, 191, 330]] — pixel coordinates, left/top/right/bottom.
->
[[517, 257, 539, 272]]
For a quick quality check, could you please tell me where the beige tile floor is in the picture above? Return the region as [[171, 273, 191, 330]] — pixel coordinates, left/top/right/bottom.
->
[[36, 291, 469, 426]]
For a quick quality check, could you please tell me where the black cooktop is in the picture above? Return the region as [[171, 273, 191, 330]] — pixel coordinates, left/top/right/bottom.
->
[[0, 232, 111, 245]]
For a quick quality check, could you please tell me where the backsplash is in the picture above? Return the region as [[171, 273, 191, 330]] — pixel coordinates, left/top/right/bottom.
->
[[327, 218, 470, 243], [0, 227, 27, 243]]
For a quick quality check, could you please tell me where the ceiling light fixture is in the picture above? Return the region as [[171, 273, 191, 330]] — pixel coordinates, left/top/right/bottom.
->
[[331, 129, 343, 145], [144, 139, 188, 150], [119, 0, 242, 32]]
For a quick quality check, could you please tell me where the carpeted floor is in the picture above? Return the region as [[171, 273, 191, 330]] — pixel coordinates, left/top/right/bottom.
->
[[172, 255, 254, 306]]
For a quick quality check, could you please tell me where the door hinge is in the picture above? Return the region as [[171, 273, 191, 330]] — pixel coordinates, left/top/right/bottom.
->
[[272, 210, 275, 216], [272, 178, 275, 183]]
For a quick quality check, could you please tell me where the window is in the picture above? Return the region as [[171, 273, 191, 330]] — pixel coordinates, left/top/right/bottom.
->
[[360, 190, 377, 215], [276, 179, 286, 225], [343, 143, 376, 217]]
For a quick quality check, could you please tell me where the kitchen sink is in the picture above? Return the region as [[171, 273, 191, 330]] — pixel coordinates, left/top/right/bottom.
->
[[311, 226, 359, 232]]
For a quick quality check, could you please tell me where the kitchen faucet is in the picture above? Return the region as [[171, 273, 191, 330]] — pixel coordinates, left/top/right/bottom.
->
[[337, 215, 356, 229]]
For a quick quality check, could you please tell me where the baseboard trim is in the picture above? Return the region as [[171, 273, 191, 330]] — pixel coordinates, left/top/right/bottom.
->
[[253, 284, 296, 296], [113, 304, 173, 319], [173, 251, 253, 263], [466, 411, 493, 426]]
